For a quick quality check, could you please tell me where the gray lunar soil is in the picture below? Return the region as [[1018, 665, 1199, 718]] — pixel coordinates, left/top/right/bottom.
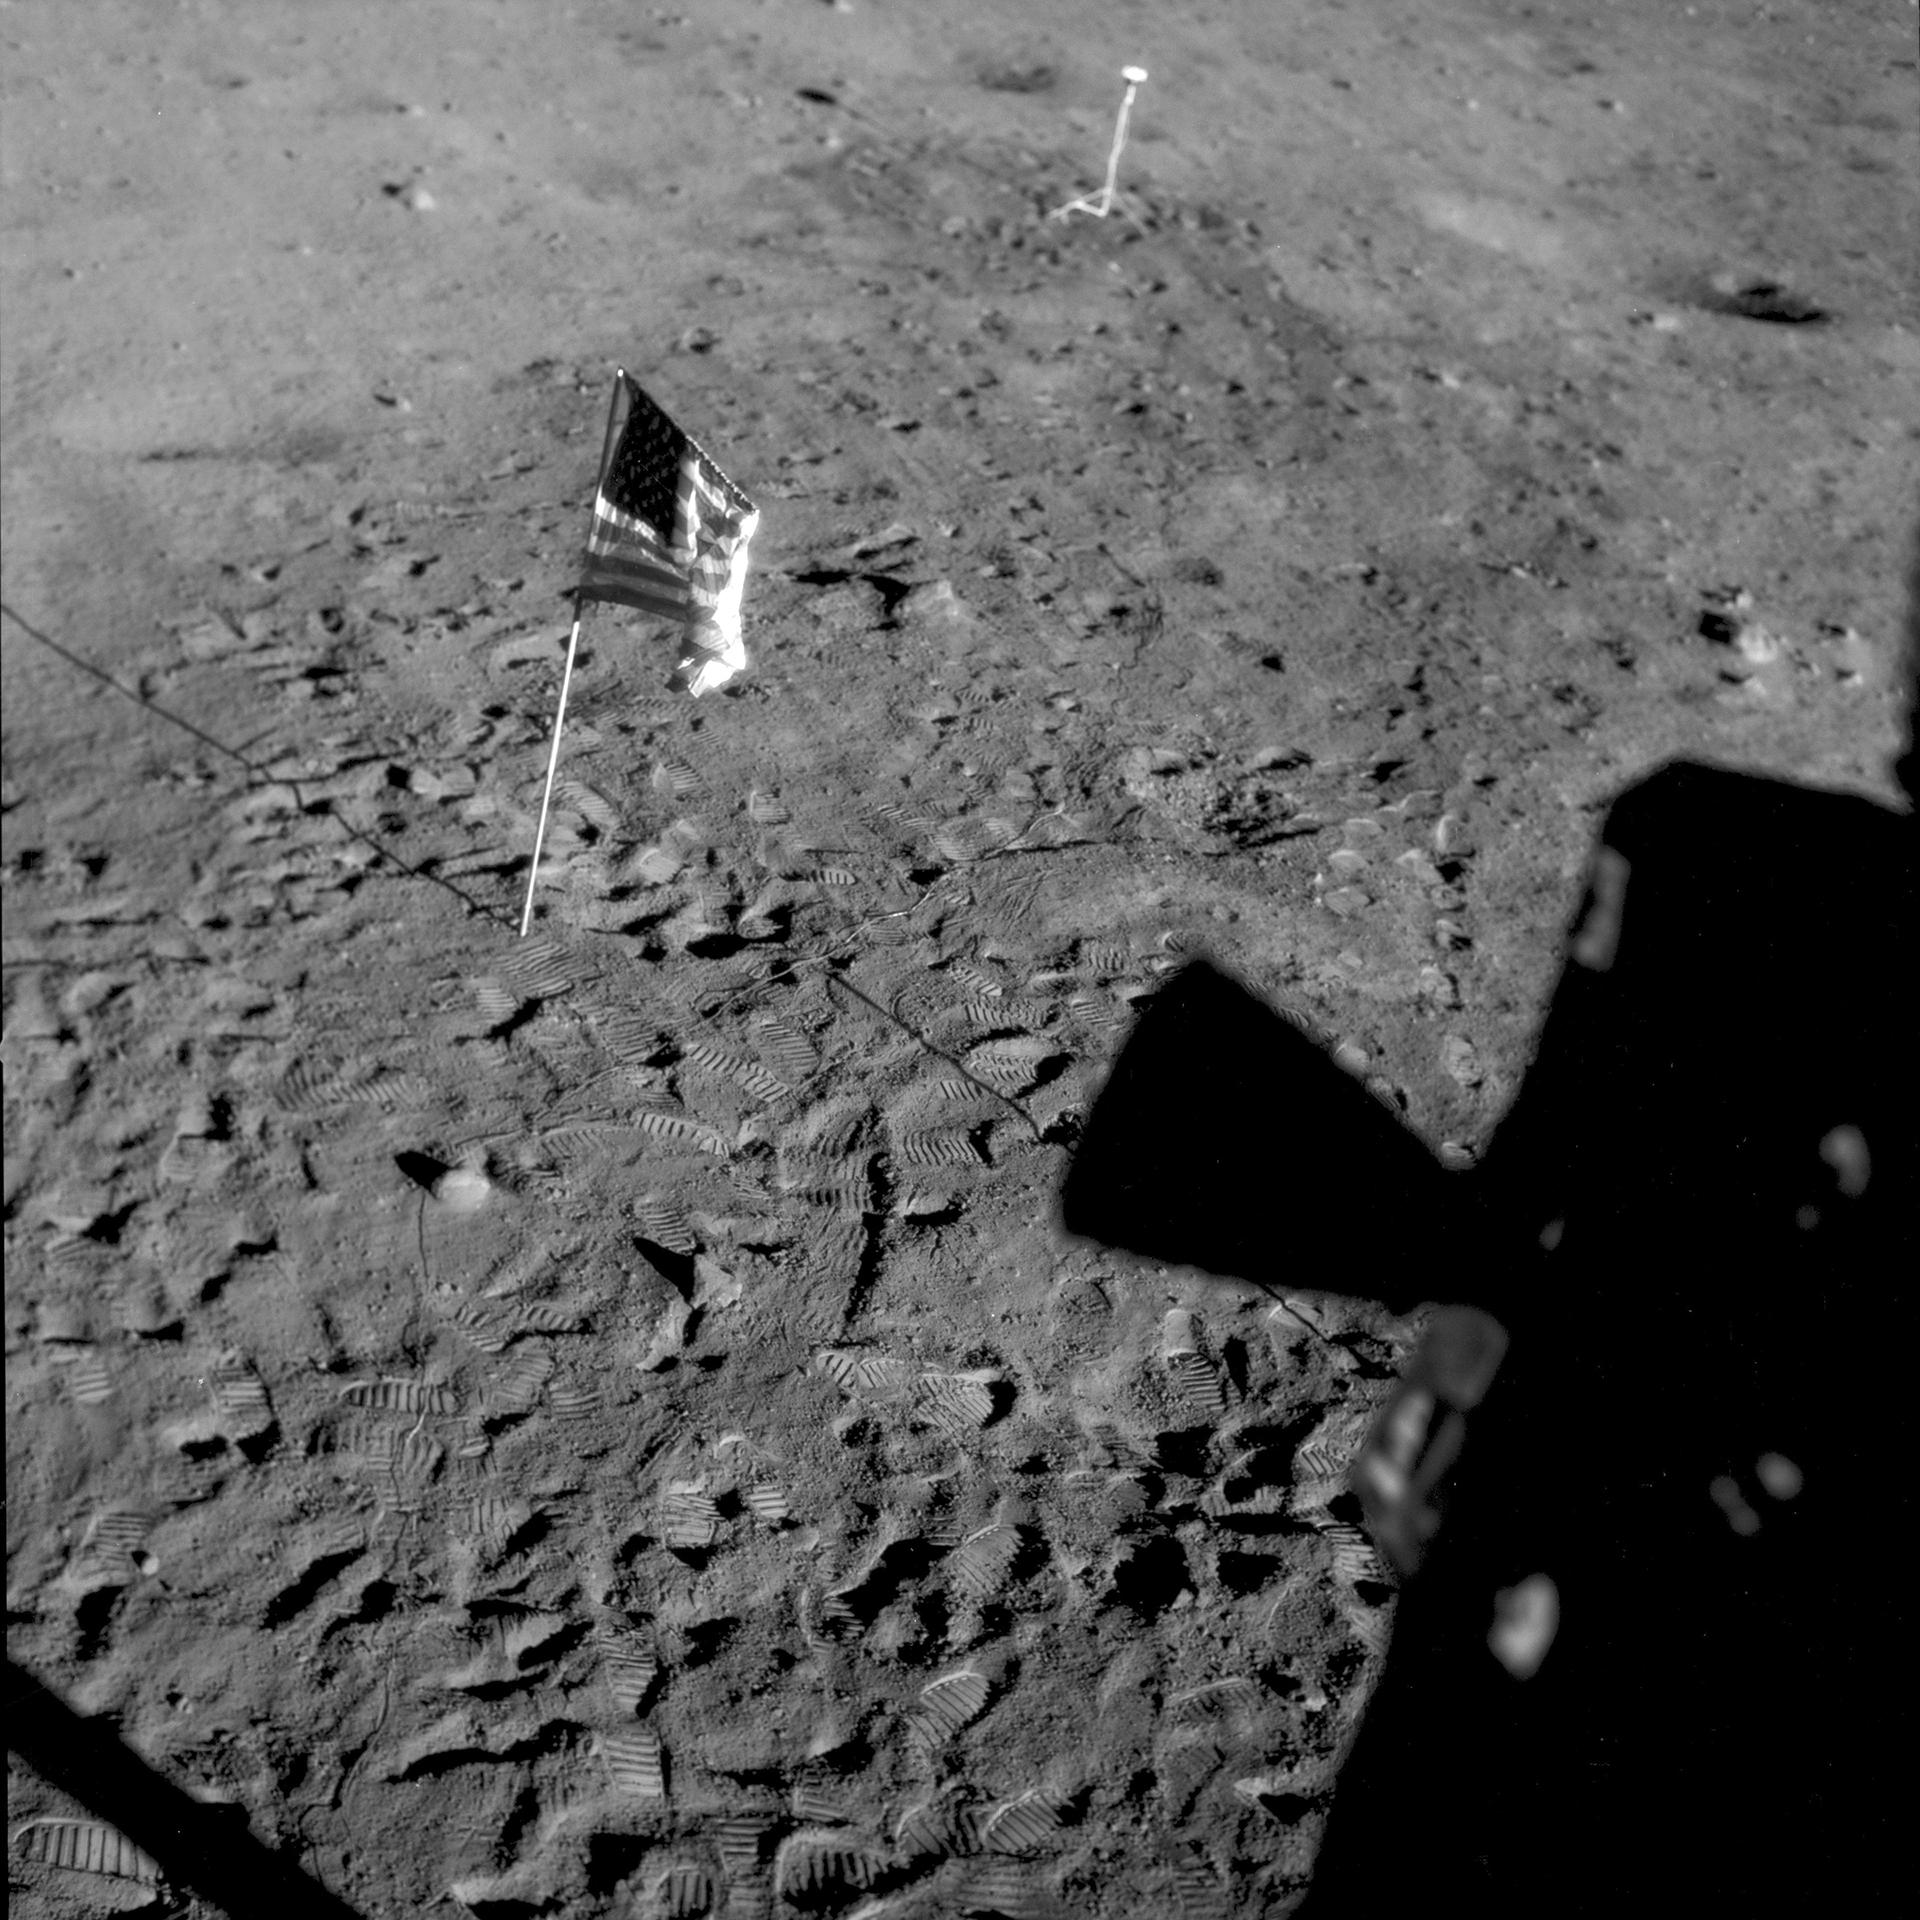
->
[[3, 1, 1915, 1915]]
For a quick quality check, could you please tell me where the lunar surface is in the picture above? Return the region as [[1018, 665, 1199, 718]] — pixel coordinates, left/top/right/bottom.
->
[[4, 2, 1912, 1914]]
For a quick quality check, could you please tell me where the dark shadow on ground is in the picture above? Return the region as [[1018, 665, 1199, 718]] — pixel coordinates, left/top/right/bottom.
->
[[5, 1656, 367, 1920], [1060, 758, 1915, 1915]]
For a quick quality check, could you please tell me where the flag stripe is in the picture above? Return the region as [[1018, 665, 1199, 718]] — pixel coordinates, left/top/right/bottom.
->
[[578, 579, 690, 619], [580, 552, 689, 597], [587, 518, 679, 557]]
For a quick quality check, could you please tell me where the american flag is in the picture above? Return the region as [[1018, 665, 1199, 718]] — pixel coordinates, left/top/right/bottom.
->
[[577, 372, 759, 696]]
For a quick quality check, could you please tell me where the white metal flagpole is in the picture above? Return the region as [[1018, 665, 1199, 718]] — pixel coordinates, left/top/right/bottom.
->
[[518, 600, 585, 938], [517, 368, 628, 938]]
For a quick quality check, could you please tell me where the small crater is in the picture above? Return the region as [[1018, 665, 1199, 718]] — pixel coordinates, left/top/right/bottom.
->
[[1251, 1789, 1316, 1822], [976, 60, 1058, 94], [1704, 278, 1828, 324], [262, 1549, 362, 1627], [1220, 1335, 1251, 1398], [74, 1586, 120, 1660], [1260, 1664, 1304, 1699], [684, 1617, 738, 1666], [350, 1578, 397, 1624], [1110, 1534, 1192, 1622], [80, 1203, 140, 1248], [1325, 1490, 1368, 1529], [1151, 1431, 1213, 1478], [585, 1833, 649, 1897], [912, 1590, 949, 1645], [1216, 1551, 1280, 1597]]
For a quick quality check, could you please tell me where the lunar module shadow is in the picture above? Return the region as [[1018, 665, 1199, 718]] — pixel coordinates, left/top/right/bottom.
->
[[6, 1656, 365, 1918], [1060, 759, 1914, 1916]]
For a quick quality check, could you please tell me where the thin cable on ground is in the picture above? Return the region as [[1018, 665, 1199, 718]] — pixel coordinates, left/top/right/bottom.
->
[[0, 600, 508, 928], [4, 602, 1052, 1147]]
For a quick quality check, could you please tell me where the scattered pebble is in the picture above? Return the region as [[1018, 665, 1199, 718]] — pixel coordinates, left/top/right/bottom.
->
[[896, 579, 970, 625], [1488, 1572, 1559, 1677], [1707, 277, 1828, 324], [433, 1166, 491, 1213]]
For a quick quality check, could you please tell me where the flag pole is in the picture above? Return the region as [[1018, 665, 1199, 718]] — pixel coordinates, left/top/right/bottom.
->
[[517, 369, 631, 939], [518, 597, 584, 938]]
